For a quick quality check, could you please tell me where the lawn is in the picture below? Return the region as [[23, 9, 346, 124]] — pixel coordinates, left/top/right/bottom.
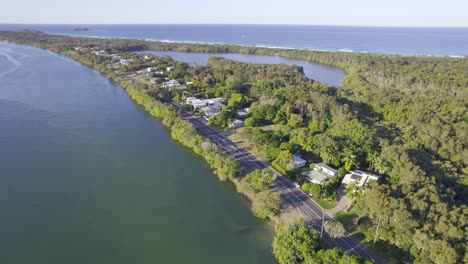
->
[[334, 211, 359, 233], [314, 199, 336, 210]]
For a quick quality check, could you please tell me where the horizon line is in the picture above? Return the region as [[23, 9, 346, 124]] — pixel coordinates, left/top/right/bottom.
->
[[1, 22, 468, 29]]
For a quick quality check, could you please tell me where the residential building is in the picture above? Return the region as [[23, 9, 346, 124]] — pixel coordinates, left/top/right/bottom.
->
[[119, 59, 133, 65], [288, 154, 306, 169], [190, 97, 224, 110], [230, 119, 244, 128], [305, 163, 337, 185], [185, 97, 197, 104], [201, 106, 219, 119], [137, 67, 153, 75], [166, 66, 176, 71], [236, 111, 249, 119], [342, 170, 381, 187], [110, 54, 122, 60], [93, 50, 106, 56], [162, 79, 180, 88]]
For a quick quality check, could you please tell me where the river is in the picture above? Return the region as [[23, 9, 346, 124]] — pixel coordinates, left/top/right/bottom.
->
[[144, 51, 346, 86], [0, 42, 275, 264]]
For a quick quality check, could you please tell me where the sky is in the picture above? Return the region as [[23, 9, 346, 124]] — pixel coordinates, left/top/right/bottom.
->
[[1, 0, 468, 27]]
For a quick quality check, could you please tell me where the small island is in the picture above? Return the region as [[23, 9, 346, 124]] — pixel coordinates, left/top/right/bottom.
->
[[72, 27, 89, 31]]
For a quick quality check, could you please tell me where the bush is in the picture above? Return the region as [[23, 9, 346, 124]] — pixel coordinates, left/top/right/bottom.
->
[[244, 117, 257, 127], [251, 191, 281, 219]]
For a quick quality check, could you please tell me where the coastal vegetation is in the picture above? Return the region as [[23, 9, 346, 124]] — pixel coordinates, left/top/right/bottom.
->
[[273, 221, 372, 264], [1, 30, 466, 263]]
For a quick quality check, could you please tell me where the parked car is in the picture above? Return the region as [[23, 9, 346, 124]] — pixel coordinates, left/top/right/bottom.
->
[[293, 182, 300, 188]]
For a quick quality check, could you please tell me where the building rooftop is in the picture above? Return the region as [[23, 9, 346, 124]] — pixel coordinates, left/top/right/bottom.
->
[[342, 170, 381, 187], [315, 163, 337, 174], [292, 154, 306, 165], [305, 170, 329, 184]]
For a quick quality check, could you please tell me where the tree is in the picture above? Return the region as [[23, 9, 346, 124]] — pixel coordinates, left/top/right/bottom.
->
[[213, 155, 239, 181], [287, 113, 303, 128], [341, 148, 359, 171], [345, 181, 360, 202], [245, 168, 274, 192], [208, 109, 234, 128], [244, 117, 257, 127], [324, 220, 346, 238], [252, 190, 281, 219], [272, 221, 319, 264], [312, 248, 372, 264], [272, 149, 293, 173], [227, 93, 247, 109]]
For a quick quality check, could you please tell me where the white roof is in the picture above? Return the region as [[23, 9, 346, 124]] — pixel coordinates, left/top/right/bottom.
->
[[292, 154, 306, 165], [342, 170, 381, 187]]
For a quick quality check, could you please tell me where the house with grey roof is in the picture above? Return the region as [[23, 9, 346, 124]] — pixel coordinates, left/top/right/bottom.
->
[[288, 154, 306, 169], [305, 163, 337, 185]]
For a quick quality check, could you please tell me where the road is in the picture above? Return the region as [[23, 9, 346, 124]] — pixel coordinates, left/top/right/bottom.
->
[[123, 74, 381, 262], [179, 111, 381, 262]]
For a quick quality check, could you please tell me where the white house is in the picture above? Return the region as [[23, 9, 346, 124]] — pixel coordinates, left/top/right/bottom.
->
[[305, 163, 337, 185], [230, 119, 244, 128], [191, 98, 224, 110], [185, 97, 197, 104], [342, 170, 381, 187], [166, 66, 176, 71], [288, 154, 306, 169], [93, 50, 106, 56], [162, 79, 180, 89], [154, 71, 165, 76], [119, 59, 133, 65], [186, 81, 194, 85], [110, 54, 122, 60], [150, 77, 160, 84]]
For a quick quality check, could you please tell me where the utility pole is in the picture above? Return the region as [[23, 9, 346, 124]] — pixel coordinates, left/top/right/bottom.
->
[[373, 216, 381, 245], [320, 209, 325, 239]]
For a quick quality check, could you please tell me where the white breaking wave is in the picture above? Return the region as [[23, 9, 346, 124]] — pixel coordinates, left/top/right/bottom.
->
[[0, 47, 23, 78]]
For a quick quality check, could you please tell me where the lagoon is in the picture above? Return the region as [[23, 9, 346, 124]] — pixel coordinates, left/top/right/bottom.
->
[[145, 50, 346, 86]]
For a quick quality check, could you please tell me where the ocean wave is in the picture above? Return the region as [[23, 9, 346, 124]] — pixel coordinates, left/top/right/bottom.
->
[[46, 32, 467, 58]]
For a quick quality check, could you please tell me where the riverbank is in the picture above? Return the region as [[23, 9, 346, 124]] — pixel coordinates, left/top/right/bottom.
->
[[0, 42, 277, 263], [3, 31, 465, 264], [0, 32, 378, 262]]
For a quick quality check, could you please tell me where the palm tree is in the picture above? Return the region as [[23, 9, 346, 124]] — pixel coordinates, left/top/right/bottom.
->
[[341, 148, 359, 171]]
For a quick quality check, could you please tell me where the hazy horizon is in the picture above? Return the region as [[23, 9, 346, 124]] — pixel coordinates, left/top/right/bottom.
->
[[2, 0, 468, 27], [2, 23, 468, 29]]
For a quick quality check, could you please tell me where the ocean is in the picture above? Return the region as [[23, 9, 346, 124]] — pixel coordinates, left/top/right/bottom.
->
[[1, 24, 467, 57]]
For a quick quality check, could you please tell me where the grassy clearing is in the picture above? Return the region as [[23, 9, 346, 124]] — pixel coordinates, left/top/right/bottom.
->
[[260, 124, 287, 133], [229, 127, 269, 162], [314, 199, 336, 210], [334, 211, 359, 232]]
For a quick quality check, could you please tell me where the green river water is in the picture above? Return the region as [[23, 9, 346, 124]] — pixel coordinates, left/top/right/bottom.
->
[[0, 43, 275, 264]]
